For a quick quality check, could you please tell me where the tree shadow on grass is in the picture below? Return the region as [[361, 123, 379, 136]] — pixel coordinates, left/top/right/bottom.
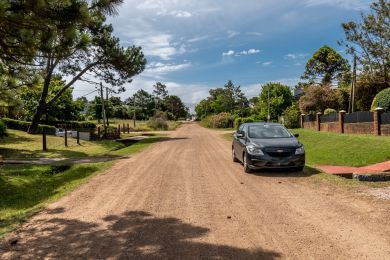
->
[[0, 164, 102, 212], [1, 210, 282, 259]]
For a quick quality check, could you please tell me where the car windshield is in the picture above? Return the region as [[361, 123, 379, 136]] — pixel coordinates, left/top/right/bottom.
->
[[248, 125, 292, 139]]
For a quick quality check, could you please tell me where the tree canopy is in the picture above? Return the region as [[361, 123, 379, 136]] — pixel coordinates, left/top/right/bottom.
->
[[0, 0, 146, 133], [302, 45, 350, 85]]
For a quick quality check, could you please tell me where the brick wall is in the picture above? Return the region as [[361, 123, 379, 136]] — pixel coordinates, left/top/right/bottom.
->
[[381, 124, 390, 136], [320, 122, 339, 133], [344, 123, 374, 135], [303, 121, 316, 130]]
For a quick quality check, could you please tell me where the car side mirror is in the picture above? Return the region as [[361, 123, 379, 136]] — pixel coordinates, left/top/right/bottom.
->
[[236, 131, 245, 138], [294, 133, 299, 138]]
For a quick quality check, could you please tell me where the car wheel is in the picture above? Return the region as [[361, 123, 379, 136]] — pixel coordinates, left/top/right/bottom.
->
[[232, 147, 239, 162], [294, 166, 304, 172], [243, 153, 252, 173]]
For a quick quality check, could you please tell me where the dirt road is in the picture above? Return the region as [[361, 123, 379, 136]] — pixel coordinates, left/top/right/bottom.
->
[[1, 123, 389, 259]]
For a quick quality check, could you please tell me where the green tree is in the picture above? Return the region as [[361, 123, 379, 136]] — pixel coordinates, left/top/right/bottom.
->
[[302, 45, 350, 85], [257, 83, 294, 121], [127, 89, 155, 120], [153, 82, 168, 111], [340, 0, 390, 85], [298, 85, 341, 114], [0, 1, 146, 133], [163, 95, 189, 120]]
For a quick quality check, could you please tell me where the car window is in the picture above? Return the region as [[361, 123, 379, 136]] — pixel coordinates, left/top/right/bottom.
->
[[238, 125, 245, 133], [248, 125, 292, 139]]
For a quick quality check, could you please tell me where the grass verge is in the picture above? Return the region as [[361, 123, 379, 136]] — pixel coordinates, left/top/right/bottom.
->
[[0, 136, 162, 237]]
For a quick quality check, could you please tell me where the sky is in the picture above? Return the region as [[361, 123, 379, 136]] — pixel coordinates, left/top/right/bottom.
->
[[73, 0, 372, 111]]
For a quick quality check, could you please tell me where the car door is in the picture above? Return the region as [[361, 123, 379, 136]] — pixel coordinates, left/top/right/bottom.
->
[[234, 124, 247, 161]]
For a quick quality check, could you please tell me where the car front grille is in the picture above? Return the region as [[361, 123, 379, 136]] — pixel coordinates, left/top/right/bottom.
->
[[264, 148, 295, 158]]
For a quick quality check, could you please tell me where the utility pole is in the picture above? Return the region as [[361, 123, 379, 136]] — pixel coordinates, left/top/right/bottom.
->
[[267, 84, 270, 122], [133, 95, 136, 128], [105, 86, 109, 126], [351, 55, 357, 113], [100, 82, 107, 137]]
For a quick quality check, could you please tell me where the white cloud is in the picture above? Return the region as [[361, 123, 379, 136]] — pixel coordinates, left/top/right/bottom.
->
[[304, 0, 369, 9], [222, 50, 235, 56], [132, 33, 184, 60], [227, 49, 261, 57], [285, 53, 308, 60], [145, 62, 192, 76], [247, 32, 263, 37], [227, 30, 240, 38], [262, 61, 273, 66]]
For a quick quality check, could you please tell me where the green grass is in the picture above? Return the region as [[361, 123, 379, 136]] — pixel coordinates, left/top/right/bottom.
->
[[0, 133, 163, 237], [291, 129, 390, 167], [222, 129, 390, 167], [0, 129, 125, 159]]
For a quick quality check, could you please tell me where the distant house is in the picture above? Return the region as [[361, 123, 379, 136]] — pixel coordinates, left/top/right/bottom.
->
[[294, 88, 304, 100]]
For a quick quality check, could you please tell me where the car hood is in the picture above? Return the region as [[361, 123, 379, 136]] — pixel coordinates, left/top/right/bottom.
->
[[250, 138, 301, 148]]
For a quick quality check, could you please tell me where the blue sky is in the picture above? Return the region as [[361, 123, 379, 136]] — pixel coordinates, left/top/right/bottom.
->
[[73, 0, 372, 111]]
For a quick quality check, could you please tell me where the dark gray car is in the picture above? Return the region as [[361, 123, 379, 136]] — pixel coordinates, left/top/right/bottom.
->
[[232, 122, 305, 173]]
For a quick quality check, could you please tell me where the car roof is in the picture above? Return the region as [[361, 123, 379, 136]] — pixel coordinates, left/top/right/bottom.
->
[[242, 122, 284, 126]]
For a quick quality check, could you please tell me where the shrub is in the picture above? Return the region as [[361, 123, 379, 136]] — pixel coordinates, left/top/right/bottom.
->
[[324, 108, 337, 115], [371, 88, 390, 112], [1, 118, 56, 134], [147, 111, 169, 130], [282, 103, 301, 129], [234, 116, 255, 128], [203, 112, 233, 128], [0, 120, 7, 138]]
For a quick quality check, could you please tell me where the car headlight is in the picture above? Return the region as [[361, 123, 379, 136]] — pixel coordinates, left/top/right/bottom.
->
[[247, 144, 264, 155], [295, 146, 305, 155]]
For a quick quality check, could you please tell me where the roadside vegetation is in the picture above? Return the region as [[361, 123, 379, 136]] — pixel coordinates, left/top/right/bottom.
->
[[0, 133, 163, 237]]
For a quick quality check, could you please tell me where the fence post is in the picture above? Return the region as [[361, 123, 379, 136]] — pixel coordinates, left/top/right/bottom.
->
[[97, 126, 101, 140], [118, 125, 121, 135], [316, 112, 322, 132], [374, 107, 384, 136], [64, 129, 68, 147], [0, 155, 3, 165], [339, 110, 346, 134], [77, 131, 80, 145], [127, 123, 130, 133], [300, 114, 305, 129], [42, 128, 47, 151], [122, 123, 125, 133]]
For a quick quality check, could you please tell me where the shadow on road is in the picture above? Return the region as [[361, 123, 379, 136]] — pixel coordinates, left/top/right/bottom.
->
[[2, 210, 281, 259], [248, 166, 320, 178]]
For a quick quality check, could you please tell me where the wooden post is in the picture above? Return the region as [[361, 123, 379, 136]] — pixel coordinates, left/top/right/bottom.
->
[[127, 123, 130, 133], [339, 110, 346, 134], [64, 129, 68, 147], [118, 125, 121, 134], [0, 155, 3, 165], [42, 128, 47, 151], [122, 123, 125, 133], [97, 126, 101, 140], [374, 107, 384, 136], [77, 131, 80, 145], [316, 112, 322, 132], [300, 114, 305, 129]]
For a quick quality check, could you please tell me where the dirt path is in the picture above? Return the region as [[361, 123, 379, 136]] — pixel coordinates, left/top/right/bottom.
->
[[1, 123, 389, 259]]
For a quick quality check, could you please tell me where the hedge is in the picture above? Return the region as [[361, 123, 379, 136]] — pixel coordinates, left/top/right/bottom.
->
[[42, 120, 97, 130], [234, 117, 255, 128], [0, 118, 56, 135], [0, 120, 7, 137], [202, 113, 234, 128], [371, 88, 390, 112]]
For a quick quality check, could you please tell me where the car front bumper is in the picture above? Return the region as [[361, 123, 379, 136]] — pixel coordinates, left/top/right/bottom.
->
[[246, 153, 305, 170]]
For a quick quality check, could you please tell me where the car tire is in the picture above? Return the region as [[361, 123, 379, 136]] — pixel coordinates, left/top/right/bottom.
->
[[232, 147, 239, 162], [243, 153, 252, 173]]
